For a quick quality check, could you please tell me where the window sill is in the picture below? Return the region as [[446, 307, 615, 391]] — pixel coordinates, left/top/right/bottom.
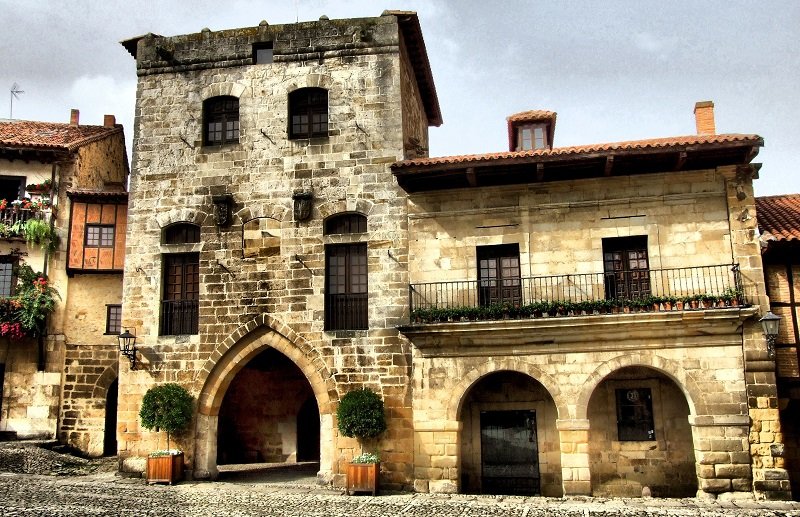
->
[[197, 142, 242, 153]]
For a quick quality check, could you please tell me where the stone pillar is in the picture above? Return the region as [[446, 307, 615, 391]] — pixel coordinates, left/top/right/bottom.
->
[[413, 421, 460, 494], [690, 414, 752, 499], [557, 419, 591, 495], [721, 164, 792, 500]]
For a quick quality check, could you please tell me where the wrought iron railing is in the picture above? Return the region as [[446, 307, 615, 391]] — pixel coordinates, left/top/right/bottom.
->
[[160, 299, 199, 335], [325, 293, 368, 331], [0, 208, 50, 237], [409, 264, 745, 320]]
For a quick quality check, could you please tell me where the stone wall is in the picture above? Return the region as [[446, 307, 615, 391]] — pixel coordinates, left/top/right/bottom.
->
[[121, 14, 425, 490]]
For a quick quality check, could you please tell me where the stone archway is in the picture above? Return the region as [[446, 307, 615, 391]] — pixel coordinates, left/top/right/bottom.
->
[[192, 321, 333, 480]]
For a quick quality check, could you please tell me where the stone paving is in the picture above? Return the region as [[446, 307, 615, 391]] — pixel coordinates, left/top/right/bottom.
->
[[1, 469, 799, 517]]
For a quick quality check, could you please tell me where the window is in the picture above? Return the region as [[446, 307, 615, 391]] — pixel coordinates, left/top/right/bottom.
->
[[162, 223, 200, 245], [253, 42, 273, 64], [105, 305, 122, 335], [160, 253, 199, 335], [86, 225, 115, 247], [324, 213, 366, 235], [603, 236, 650, 300], [616, 388, 655, 441], [203, 96, 239, 146], [477, 244, 521, 306], [517, 124, 547, 151], [289, 88, 328, 139], [0, 257, 17, 297], [325, 243, 368, 330], [0, 176, 24, 204]]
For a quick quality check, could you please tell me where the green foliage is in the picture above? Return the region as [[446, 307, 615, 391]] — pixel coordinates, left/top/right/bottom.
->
[[336, 388, 387, 440], [12, 264, 60, 337], [140, 383, 194, 450], [351, 451, 380, 464], [22, 218, 57, 252]]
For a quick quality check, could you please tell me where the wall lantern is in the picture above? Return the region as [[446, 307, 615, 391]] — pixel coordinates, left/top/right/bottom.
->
[[759, 311, 781, 359], [118, 328, 138, 370], [212, 194, 234, 227]]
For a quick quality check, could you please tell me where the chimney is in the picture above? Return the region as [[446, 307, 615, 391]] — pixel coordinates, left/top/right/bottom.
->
[[103, 114, 116, 127], [69, 108, 80, 126], [694, 101, 715, 135]]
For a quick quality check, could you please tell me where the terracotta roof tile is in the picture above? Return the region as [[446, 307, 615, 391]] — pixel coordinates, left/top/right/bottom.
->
[[506, 110, 556, 123], [756, 194, 800, 242], [0, 119, 122, 153], [393, 133, 762, 169]]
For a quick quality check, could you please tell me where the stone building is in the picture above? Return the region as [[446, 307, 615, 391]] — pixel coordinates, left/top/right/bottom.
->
[[0, 111, 129, 456], [756, 194, 800, 499], [120, 11, 790, 500]]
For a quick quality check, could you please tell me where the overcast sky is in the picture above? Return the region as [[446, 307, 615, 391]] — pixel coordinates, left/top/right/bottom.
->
[[1, 1, 797, 196]]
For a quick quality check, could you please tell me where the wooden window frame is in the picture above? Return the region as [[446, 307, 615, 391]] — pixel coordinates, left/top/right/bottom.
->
[[0, 257, 17, 298], [162, 223, 200, 245], [602, 236, 650, 300], [477, 244, 522, 306], [615, 387, 656, 441], [160, 253, 199, 336], [203, 96, 240, 146], [105, 304, 122, 335], [289, 88, 328, 139], [325, 243, 368, 331], [85, 224, 115, 248], [324, 213, 367, 235]]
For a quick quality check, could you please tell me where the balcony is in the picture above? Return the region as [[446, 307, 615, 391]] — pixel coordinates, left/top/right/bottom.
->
[[0, 206, 52, 240], [160, 300, 199, 336], [409, 264, 746, 324]]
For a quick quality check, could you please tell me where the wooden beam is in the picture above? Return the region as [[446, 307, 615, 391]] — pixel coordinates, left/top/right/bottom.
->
[[465, 167, 477, 187], [604, 156, 614, 176], [674, 151, 687, 171]]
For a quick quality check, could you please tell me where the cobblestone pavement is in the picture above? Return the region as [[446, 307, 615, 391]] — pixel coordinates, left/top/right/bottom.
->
[[1, 470, 799, 517]]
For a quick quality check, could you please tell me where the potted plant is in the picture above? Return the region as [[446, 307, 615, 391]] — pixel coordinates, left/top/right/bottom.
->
[[337, 388, 387, 496], [139, 383, 194, 485]]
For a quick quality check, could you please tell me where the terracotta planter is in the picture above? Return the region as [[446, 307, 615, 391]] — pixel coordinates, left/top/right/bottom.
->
[[147, 452, 184, 485], [347, 462, 379, 495]]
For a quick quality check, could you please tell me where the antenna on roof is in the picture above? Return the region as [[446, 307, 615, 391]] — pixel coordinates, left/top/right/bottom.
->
[[9, 83, 24, 119]]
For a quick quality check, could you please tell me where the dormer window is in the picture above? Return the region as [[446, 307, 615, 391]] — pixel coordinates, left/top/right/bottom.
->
[[518, 124, 548, 151], [506, 110, 557, 152]]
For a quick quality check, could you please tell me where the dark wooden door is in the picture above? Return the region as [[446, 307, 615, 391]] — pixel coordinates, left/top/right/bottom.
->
[[603, 236, 650, 299], [480, 410, 540, 495], [478, 244, 522, 306]]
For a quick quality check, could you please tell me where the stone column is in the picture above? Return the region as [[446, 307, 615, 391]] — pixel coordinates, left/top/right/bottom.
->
[[412, 421, 460, 494], [557, 419, 591, 495], [721, 164, 791, 500], [690, 414, 751, 499]]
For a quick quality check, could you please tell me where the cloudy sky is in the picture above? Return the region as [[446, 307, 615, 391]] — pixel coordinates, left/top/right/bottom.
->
[[1, 1, 798, 196]]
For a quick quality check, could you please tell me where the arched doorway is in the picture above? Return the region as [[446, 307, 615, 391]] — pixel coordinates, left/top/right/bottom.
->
[[587, 366, 696, 497], [459, 370, 561, 496], [216, 347, 320, 464], [780, 398, 800, 499], [103, 379, 118, 456]]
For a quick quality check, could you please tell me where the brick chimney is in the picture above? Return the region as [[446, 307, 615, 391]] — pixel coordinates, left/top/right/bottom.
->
[[103, 114, 116, 127], [69, 108, 80, 126], [694, 101, 715, 135]]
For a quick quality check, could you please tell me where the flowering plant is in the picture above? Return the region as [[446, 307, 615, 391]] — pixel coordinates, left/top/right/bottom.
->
[[25, 179, 52, 192], [148, 449, 183, 457], [351, 452, 380, 464], [0, 199, 6, 211]]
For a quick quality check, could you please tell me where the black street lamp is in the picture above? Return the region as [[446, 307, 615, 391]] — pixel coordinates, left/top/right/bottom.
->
[[759, 312, 781, 360], [118, 328, 137, 370]]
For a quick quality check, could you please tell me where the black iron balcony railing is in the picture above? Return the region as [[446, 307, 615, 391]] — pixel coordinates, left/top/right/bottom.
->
[[0, 207, 50, 238], [409, 264, 745, 322], [325, 293, 368, 331], [160, 299, 199, 335]]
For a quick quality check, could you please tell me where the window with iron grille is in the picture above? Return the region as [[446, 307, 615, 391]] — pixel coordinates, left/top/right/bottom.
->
[[160, 253, 199, 335], [105, 304, 122, 335], [324, 213, 366, 235], [325, 243, 367, 331], [203, 96, 239, 146], [477, 244, 521, 307], [602, 236, 650, 300], [289, 88, 328, 139], [0, 257, 17, 297], [86, 225, 115, 247], [615, 388, 655, 441]]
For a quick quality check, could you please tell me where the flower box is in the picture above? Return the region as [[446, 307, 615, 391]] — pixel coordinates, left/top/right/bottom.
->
[[346, 461, 379, 495], [146, 451, 184, 485]]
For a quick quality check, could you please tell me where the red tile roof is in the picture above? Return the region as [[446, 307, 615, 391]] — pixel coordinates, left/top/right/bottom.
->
[[756, 194, 800, 242], [393, 133, 762, 169], [0, 120, 122, 153], [507, 110, 556, 123]]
